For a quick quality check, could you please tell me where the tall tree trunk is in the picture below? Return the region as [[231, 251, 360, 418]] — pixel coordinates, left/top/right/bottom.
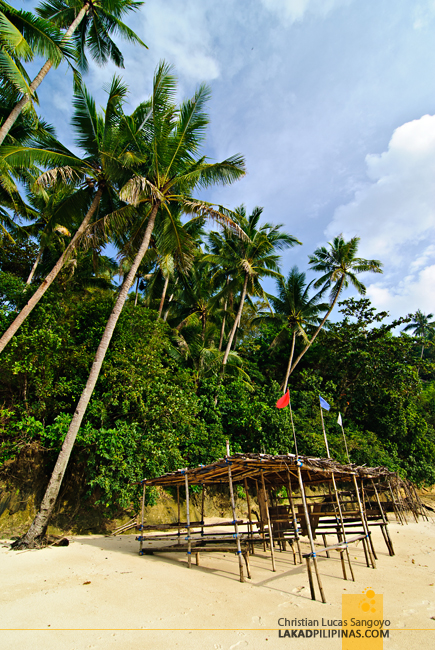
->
[[0, 6, 89, 146], [218, 276, 230, 351], [157, 275, 169, 318], [283, 330, 296, 394], [25, 247, 43, 286], [218, 300, 227, 352], [134, 275, 140, 307], [0, 187, 103, 354], [222, 273, 248, 366], [287, 276, 345, 378], [13, 203, 160, 549], [163, 277, 178, 322]]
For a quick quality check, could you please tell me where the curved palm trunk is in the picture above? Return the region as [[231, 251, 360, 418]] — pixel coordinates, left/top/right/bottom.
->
[[283, 331, 296, 394], [163, 277, 178, 322], [287, 276, 345, 378], [134, 275, 140, 306], [13, 203, 159, 549], [25, 247, 43, 286], [0, 6, 89, 146], [0, 187, 103, 354], [157, 275, 169, 318], [218, 276, 230, 352], [222, 273, 248, 366]]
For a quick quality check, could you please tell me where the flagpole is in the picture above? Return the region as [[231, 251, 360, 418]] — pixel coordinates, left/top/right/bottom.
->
[[288, 392, 299, 458], [319, 405, 330, 458], [338, 414, 350, 463]]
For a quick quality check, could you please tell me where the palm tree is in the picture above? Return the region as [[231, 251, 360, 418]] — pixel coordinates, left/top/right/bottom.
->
[[286, 234, 383, 377], [205, 205, 301, 367], [13, 62, 245, 548], [403, 309, 435, 359], [0, 75, 138, 353], [0, 0, 71, 108], [0, 0, 147, 146], [254, 266, 328, 392]]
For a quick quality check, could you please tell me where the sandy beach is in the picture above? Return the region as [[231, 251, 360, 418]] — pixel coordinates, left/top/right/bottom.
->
[[2, 518, 435, 650]]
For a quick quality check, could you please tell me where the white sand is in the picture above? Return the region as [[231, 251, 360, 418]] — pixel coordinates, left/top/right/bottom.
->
[[1, 519, 435, 650]]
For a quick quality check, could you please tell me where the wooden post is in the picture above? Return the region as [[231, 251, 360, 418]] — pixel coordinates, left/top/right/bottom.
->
[[185, 470, 191, 568], [139, 481, 146, 555], [388, 479, 404, 524], [371, 479, 395, 556], [177, 485, 181, 545], [226, 440, 245, 583], [255, 478, 267, 552], [244, 478, 255, 554], [330, 474, 355, 581], [287, 471, 302, 563], [201, 484, 205, 537], [261, 471, 276, 572], [297, 465, 326, 603], [352, 474, 376, 568]]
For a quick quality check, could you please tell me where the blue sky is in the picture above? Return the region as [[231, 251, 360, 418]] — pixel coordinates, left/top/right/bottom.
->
[[22, 0, 435, 318]]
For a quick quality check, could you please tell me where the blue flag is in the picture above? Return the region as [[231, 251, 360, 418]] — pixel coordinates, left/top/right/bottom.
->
[[319, 395, 330, 411]]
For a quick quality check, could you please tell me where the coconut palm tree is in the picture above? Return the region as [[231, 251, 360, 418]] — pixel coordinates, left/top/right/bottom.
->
[[254, 266, 328, 392], [286, 234, 383, 377], [0, 75, 139, 353], [13, 61, 245, 548], [0, 0, 147, 146], [0, 0, 71, 106], [403, 309, 435, 359], [205, 205, 301, 367]]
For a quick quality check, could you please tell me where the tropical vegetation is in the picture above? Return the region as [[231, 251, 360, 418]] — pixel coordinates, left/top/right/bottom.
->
[[1, 0, 434, 547]]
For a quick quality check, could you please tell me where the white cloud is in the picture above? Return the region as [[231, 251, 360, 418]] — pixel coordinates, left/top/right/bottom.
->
[[326, 113, 435, 264], [367, 264, 435, 317], [260, 0, 351, 24], [326, 113, 435, 317]]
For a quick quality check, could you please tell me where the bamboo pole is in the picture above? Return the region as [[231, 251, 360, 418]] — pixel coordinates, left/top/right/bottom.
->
[[353, 474, 376, 568], [255, 478, 267, 552], [330, 474, 355, 581], [319, 406, 330, 457], [297, 465, 326, 603], [388, 479, 404, 524], [371, 478, 395, 556], [177, 485, 181, 545], [261, 471, 276, 572], [185, 470, 191, 568], [244, 478, 255, 554], [139, 482, 146, 555], [201, 484, 206, 537], [226, 441, 245, 582], [286, 470, 302, 563]]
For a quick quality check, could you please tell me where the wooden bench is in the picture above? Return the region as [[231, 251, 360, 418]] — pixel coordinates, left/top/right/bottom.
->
[[302, 534, 367, 600], [139, 541, 252, 579]]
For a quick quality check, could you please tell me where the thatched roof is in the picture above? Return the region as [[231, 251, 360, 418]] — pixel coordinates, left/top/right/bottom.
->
[[142, 453, 395, 487]]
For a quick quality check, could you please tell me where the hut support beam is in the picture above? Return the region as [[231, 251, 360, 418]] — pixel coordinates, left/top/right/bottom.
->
[[353, 475, 376, 568], [371, 479, 395, 556], [287, 471, 302, 563], [297, 466, 326, 603], [330, 474, 355, 581], [244, 478, 255, 555], [261, 472, 276, 572], [185, 471, 191, 568], [139, 482, 146, 555], [226, 441, 245, 582]]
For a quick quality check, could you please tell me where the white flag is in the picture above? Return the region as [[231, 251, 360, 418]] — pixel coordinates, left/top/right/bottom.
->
[[337, 413, 343, 426]]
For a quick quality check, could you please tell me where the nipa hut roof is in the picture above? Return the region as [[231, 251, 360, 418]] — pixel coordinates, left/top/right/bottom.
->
[[142, 453, 395, 488]]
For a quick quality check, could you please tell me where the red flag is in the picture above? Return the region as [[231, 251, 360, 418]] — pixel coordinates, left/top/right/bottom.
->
[[276, 390, 290, 408]]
